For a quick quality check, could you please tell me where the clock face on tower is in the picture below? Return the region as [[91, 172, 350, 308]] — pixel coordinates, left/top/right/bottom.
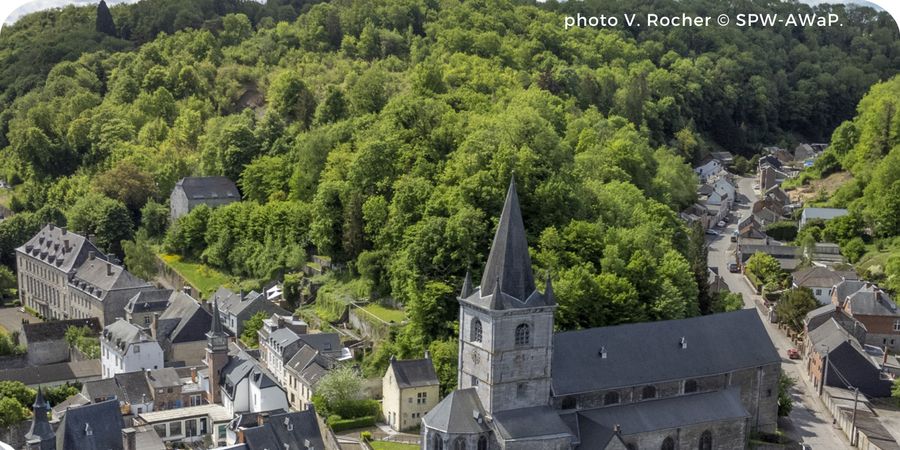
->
[[470, 348, 480, 365]]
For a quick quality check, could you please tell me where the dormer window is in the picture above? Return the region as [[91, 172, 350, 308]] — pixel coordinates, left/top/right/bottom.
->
[[85, 424, 93, 436]]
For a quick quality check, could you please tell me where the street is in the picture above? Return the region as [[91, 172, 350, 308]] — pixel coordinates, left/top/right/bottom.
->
[[706, 176, 850, 449]]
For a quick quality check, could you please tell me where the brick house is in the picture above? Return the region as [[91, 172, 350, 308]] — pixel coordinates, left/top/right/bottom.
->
[[832, 280, 900, 352]]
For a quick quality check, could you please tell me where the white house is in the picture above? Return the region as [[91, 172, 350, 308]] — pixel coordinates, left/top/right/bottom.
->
[[693, 158, 723, 183], [100, 319, 164, 378], [800, 207, 849, 228], [706, 177, 735, 210], [792, 266, 858, 304], [218, 350, 289, 417]]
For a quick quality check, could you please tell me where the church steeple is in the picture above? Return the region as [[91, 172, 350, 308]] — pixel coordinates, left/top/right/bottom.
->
[[459, 271, 474, 299], [205, 299, 229, 404], [25, 387, 55, 450], [479, 176, 538, 304]]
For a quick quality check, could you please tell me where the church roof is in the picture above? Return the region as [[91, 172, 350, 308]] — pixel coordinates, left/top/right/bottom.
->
[[55, 399, 124, 450], [423, 388, 490, 435], [241, 409, 325, 450], [492, 405, 575, 442], [26, 387, 55, 444], [575, 388, 748, 444], [551, 309, 779, 395]]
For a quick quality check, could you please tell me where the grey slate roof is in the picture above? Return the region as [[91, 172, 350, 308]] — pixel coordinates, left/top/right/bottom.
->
[[793, 267, 849, 289], [492, 405, 575, 441], [26, 387, 55, 445], [146, 367, 181, 389], [845, 285, 898, 317], [56, 399, 124, 450], [388, 357, 439, 389], [175, 177, 240, 200], [115, 370, 153, 404], [834, 280, 866, 305], [124, 289, 173, 314], [576, 388, 749, 444], [285, 345, 333, 387], [297, 332, 341, 355], [102, 319, 147, 353], [214, 287, 267, 316], [16, 224, 106, 274], [0, 360, 101, 386], [220, 349, 283, 400], [478, 177, 540, 304], [70, 260, 151, 299], [802, 207, 848, 221], [157, 291, 213, 343], [551, 309, 780, 395], [82, 378, 123, 402], [241, 410, 324, 450], [809, 319, 894, 397], [423, 388, 490, 434], [23, 318, 101, 343]]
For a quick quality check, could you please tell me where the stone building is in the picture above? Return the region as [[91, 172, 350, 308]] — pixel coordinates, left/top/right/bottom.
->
[[832, 280, 900, 352], [421, 179, 781, 450], [284, 343, 338, 411], [16, 224, 105, 320], [124, 289, 172, 329], [383, 354, 440, 432], [67, 257, 154, 325], [211, 286, 289, 336], [22, 317, 101, 365], [151, 289, 214, 365], [170, 176, 241, 221]]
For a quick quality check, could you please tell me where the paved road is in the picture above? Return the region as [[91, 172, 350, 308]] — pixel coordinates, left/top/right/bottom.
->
[[0, 305, 41, 335], [706, 176, 849, 449]]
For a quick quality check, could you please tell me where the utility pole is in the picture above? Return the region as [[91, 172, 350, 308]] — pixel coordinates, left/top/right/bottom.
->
[[850, 386, 860, 446], [819, 349, 828, 396]]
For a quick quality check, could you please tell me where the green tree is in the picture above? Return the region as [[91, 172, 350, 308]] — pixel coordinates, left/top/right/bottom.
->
[[745, 253, 786, 288], [122, 232, 158, 281], [140, 200, 169, 238], [778, 374, 795, 417], [842, 237, 867, 264], [95, 0, 117, 36], [268, 71, 317, 128], [315, 366, 362, 409], [164, 204, 211, 259], [0, 381, 35, 409], [67, 192, 134, 257], [0, 396, 29, 428], [94, 161, 159, 215], [776, 288, 819, 333], [239, 311, 268, 348], [711, 292, 744, 313], [44, 383, 81, 405], [0, 265, 15, 301]]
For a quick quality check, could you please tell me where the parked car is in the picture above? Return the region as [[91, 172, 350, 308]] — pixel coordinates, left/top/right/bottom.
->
[[787, 348, 800, 360], [728, 263, 740, 273], [717, 220, 726, 227], [705, 229, 719, 236]]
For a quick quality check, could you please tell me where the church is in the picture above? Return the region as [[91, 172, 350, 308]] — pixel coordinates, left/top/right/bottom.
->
[[421, 179, 781, 450]]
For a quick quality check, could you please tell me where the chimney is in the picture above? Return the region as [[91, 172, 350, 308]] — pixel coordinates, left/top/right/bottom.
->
[[182, 285, 192, 297], [49, 223, 55, 231], [88, 251, 96, 261], [64, 239, 70, 252], [680, 337, 688, 349], [122, 428, 136, 450], [107, 261, 113, 276], [151, 313, 160, 339], [884, 346, 890, 367], [61, 227, 67, 235], [424, 350, 431, 360], [598, 346, 607, 359], [191, 367, 198, 383], [613, 424, 621, 435]]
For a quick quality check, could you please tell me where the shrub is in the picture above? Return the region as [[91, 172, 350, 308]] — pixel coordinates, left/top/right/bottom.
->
[[360, 431, 373, 442], [328, 415, 375, 432]]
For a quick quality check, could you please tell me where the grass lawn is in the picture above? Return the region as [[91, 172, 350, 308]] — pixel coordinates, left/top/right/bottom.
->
[[0, 185, 16, 208], [361, 303, 406, 323], [158, 253, 233, 298], [369, 442, 419, 450]]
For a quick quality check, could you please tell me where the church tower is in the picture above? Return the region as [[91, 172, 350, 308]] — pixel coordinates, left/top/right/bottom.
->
[[25, 387, 55, 450], [205, 299, 229, 404], [457, 177, 556, 414]]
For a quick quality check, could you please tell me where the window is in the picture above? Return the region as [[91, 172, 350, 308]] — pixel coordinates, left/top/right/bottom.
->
[[133, 345, 140, 354], [432, 433, 444, 450], [418, 392, 428, 404], [169, 421, 182, 436], [894, 320, 900, 332], [517, 383, 527, 398], [642, 385, 657, 400], [604, 391, 619, 406], [477, 436, 488, 450], [684, 379, 698, 394], [561, 396, 577, 409], [699, 430, 712, 450], [815, 289, 822, 296], [454, 437, 466, 450], [470, 318, 483, 343], [661, 437, 675, 450], [186, 419, 197, 437], [154, 424, 167, 437], [144, 316, 151, 325], [218, 425, 226, 440], [626, 445, 638, 450], [515, 323, 530, 346]]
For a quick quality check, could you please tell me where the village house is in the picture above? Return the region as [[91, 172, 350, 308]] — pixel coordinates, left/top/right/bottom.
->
[[16, 224, 105, 320], [0, 360, 101, 388], [170, 176, 241, 221], [217, 409, 328, 450], [805, 317, 894, 398], [800, 207, 849, 228], [832, 280, 900, 352], [738, 244, 802, 271], [805, 242, 847, 267], [55, 399, 124, 450], [792, 266, 858, 304], [21, 318, 101, 365], [383, 354, 440, 432], [151, 288, 214, 366], [135, 403, 233, 448], [693, 157, 723, 183], [421, 179, 781, 449], [124, 289, 172, 329], [284, 343, 339, 411], [67, 256, 154, 325], [211, 286, 289, 336], [82, 370, 155, 416], [100, 319, 164, 378]]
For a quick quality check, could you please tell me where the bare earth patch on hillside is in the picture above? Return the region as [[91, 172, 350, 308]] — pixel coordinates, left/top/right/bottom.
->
[[786, 171, 852, 203]]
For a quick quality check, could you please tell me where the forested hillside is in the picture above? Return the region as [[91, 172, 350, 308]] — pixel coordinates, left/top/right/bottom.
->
[[0, 0, 897, 384]]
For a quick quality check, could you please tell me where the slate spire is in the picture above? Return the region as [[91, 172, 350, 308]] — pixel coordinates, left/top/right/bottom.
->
[[25, 386, 55, 447], [480, 176, 536, 302], [459, 271, 474, 299], [210, 299, 225, 336], [545, 274, 555, 305]]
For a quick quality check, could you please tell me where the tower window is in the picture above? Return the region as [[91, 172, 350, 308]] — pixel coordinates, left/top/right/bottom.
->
[[684, 379, 698, 394], [642, 385, 656, 400], [699, 430, 712, 450], [454, 437, 466, 450], [477, 436, 488, 450], [561, 396, 577, 409], [517, 383, 527, 398], [471, 318, 483, 343], [515, 323, 530, 346], [661, 437, 675, 450]]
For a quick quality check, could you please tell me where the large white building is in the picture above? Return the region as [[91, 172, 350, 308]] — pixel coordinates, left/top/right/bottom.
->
[[100, 318, 163, 378]]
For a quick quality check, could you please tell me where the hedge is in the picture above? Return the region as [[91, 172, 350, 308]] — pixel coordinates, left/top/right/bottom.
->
[[328, 415, 376, 432]]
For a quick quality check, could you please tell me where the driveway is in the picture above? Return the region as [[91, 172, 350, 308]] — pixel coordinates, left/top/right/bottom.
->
[[706, 176, 849, 449], [0, 306, 41, 335]]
